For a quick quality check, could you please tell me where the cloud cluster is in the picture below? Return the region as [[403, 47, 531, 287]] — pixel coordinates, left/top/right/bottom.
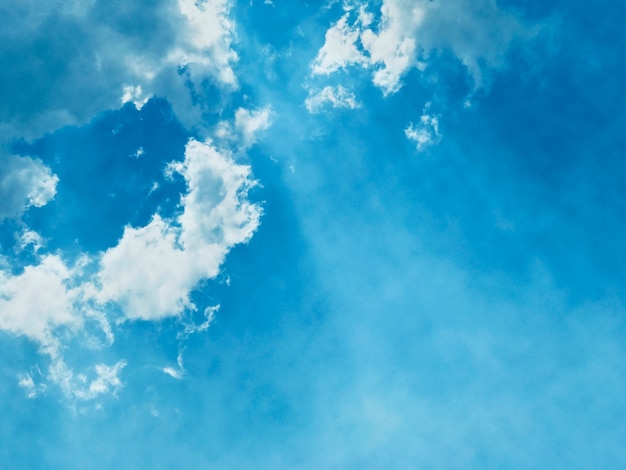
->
[[0, 0, 238, 143], [96, 138, 261, 320], [311, 0, 537, 94], [0, 0, 268, 401], [1, 134, 262, 399]]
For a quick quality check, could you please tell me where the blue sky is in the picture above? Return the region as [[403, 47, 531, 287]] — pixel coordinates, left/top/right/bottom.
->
[[1, 0, 625, 468]]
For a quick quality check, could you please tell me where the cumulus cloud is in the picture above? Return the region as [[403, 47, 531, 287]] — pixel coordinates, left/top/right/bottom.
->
[[405, 103, 441, 151], [176, 0, 238, 87], [305, 85, 360, 113], [96, 138, 261, 320], [0, 116, 264, 399], [0, 255, 80, 343], [0, 253, 124, 401], [311, 0, 538, 94], [311, 12, 369, 75], [0, 0, 239, 142], [0, 155, 59, 220], [0, 1, 269, 401]]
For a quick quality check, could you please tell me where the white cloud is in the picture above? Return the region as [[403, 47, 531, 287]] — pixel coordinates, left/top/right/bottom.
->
[[121, 85, 150, 110], [0, 252, 126, 401], [162, 367, 183, 379], [311, 13, 368, 75], [359, 1, 425, 95], [17, 229, 44, 252], [96, 138, 261, 321], [18, 373, 47, 399], [181, 305, 219, 336], [0, 0, 240, 143], [162, 351, 186, 379], [86, 361, 127, 398], [175, 0, 239, 87], [405, 104, 441, 151], [95, 216, 192, 320], [311, 0, 538, 95], [49, 359, 127, 401], [214, 107, 272, 150], [235, 108, 272, 148], [0, 155, 59, 220], [0, 117, 265, 398], [0, 255, 80, 343], [305, 85, 360, 113]]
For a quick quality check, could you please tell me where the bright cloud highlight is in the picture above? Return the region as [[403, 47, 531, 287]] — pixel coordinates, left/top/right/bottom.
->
[[97, 138, 261, 320]]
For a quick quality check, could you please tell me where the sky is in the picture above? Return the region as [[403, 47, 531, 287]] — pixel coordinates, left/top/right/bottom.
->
[[1, 0, 625, 468]]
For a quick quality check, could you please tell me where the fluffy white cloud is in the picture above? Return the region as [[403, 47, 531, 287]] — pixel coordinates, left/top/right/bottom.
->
[[162, 351, 185, 379], [95, 137, 261, 321], [176, 0, 238, 86], [311, 12, 369, 75], [121, 85, 150, 110], [0, 0, 239, 143], [0, 113, 264, 398], [405, 104, 441, 151], [0, 255, 79, 343], [95, 216, 192, 320], [0, 253, 126, 401], [305, 85, 360, 113], [311, 0, 537, 94], [0, 155, 59, 220]]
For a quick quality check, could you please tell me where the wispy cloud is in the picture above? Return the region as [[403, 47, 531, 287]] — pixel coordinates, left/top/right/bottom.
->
[[305, 85, 360, 113], [404, 103, 441, 151]]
